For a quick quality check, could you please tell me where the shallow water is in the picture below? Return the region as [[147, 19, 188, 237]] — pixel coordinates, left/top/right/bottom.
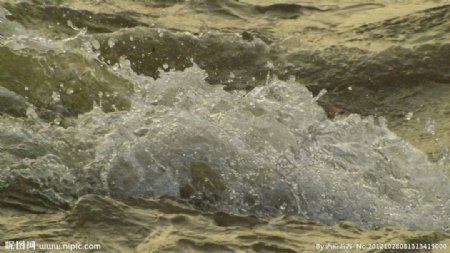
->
[[1, 0, 449, 252]]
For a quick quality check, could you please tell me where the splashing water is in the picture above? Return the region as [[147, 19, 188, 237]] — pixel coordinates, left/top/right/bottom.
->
[[0, 7, 449, 231], [73, 61, 448, 230]]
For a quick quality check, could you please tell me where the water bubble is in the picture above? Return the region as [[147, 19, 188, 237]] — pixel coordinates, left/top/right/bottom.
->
[[54, 118, 61, 125], [67, 20, 77, 30], [107, 38, 116, 48], [129, 36, 134, 41], [26, 106, 38, 119], [405, 112, 413, 121], [163, 63, 169, 70], [347, 86, 353, 91], [66, 88, 74, 95], [91, 40, 100, 50], [52, 91, 61, 103], [119, 57, 131, 68], [426, 119, 435, 135]]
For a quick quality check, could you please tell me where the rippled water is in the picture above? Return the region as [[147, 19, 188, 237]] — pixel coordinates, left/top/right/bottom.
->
[[1, 1, 450, 252]]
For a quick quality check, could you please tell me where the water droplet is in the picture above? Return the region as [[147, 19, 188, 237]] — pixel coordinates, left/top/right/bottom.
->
[[426, 119, 435, 135], [119, 57, 131, 68], [26, 107, 38, 119], [52, 91, 61, 102], [67, 20, 76, 30], [266, 61, 274, 69], [405, 112, 413, 121], [107, 38, 116, 48], [91, 40, 100, 50], [312, 89, 327, 102]]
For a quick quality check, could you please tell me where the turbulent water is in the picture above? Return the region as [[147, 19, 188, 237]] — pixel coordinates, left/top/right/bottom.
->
[[1, 0, 450, 252]]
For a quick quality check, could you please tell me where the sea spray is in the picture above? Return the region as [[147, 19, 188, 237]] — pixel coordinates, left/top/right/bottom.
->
[[0, 5, 449, 231]]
